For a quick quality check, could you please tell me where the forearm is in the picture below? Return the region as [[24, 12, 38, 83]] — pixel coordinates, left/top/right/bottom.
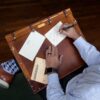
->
[[73, 36, 100, 66], [47, 73, 66, 100]]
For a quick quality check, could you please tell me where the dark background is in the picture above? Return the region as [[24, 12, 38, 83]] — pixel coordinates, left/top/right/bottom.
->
[[0, 0, 100, 100]]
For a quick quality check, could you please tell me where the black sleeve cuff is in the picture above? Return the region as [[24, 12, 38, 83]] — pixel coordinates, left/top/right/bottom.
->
[[45, 68, 58, 74]]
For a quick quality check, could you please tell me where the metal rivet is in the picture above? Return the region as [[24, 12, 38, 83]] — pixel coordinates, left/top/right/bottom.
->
[[12, 32, 16, 40], [29, 25, 35, 32], [47, 17, 51, 25], [63, 10, 67, 17]]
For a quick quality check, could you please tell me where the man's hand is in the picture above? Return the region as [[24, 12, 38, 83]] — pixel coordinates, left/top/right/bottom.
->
[[59, 23, 81, 40], [46, 46, 63, 70]]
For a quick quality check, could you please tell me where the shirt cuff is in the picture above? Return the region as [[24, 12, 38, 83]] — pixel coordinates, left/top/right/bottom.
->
[[48, 73, 59, 85], [73, 36, 89, 50]]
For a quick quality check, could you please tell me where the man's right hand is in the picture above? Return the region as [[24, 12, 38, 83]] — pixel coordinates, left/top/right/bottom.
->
[[59, 23, 81, 40]]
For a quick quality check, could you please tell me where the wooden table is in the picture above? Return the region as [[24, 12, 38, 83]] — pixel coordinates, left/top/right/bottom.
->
[[5, 8, 84, 94]]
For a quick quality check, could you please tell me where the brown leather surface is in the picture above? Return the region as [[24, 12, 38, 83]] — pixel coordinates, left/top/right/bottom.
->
[[0, 66, 13, 84], [5, 8, 84, 93]]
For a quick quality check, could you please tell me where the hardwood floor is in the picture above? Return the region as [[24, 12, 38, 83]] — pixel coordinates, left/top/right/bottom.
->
[[0, 0, 100, 62]]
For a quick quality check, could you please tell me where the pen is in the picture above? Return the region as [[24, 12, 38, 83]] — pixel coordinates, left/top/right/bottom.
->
[[62, 20, 77, 31], [62, 24, 74, 31]]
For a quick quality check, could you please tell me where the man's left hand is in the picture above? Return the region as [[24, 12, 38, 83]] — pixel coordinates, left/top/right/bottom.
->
[[46, 46, 63, 70]]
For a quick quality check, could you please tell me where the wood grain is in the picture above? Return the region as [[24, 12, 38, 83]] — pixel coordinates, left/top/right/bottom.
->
[[0, 0, 100, 62]]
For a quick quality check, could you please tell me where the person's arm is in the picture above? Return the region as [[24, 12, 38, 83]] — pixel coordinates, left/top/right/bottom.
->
[[73, 36, 100, 66], [47, 73, 81, 100], [45, 46, 85, 100], [47, 73, 66, 100], [46, 46, 66, 100], [59, 23, 100, 66]]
